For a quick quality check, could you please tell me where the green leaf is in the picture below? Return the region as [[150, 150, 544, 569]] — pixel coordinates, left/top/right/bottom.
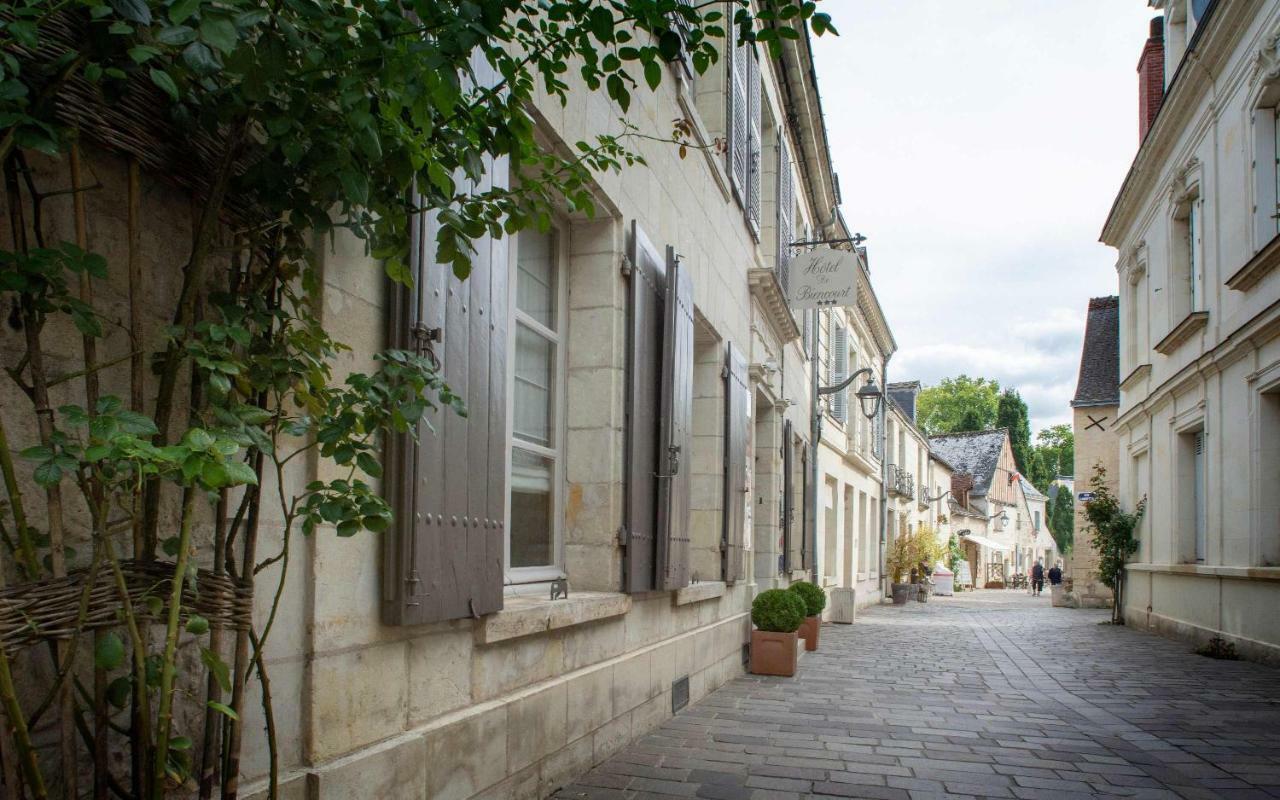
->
[[199, 15, 238, 55], [356, 452, 382, 479], [170, 736, 193, 751], [155, 25, 197, 46], [182, 41, 220, 76], [106, 676, 132, 709], [169, 0, 201, 24], [162, 536, 181, 557], [643, 59, 661, 90], [116, 410, 160, 435], [149, 68, 179, 101], [185, 614, 209, 635], [20, 446, 53, 461], [109, 0, 152, 25], [201, 647, 231, 693], [95, 632, 125, 671], [223, 460, 259, 486], [33, 462, 62, 487], [206, 701, 238, 720]]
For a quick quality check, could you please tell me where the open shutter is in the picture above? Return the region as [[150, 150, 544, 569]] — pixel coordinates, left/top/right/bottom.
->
[[799, 445, 810, 571], [722, 342, 749, 583], [781, 419, 795, 573], [728, 37, 749, 199], [656, 248, 694, 590], [624, 221, 667, 592], [746, 48, 762, 237], [776, 133, 794, 293], [832, 323, 848, 423], [383, 167, 508, 626]]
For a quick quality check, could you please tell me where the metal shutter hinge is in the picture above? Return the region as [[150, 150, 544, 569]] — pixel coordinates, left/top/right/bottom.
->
[[615, 526, 628, 548]]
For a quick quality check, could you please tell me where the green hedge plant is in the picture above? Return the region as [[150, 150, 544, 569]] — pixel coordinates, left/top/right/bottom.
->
[[751, 589, 805, 633], [787, 581, 826, 617]]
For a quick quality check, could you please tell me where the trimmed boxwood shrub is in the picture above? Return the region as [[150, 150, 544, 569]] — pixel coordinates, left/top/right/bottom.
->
[[788, 581, 826, 617], [751, 589, 806, 633]]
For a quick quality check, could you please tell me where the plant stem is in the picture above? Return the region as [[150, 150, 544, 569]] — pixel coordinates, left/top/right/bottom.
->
[[248, 630, 277, 800], [152, 487, 199, 798], [198, 490, 229, 800], [145, 118, 249, 557], [0, 414, 40, 579], [7, 152, 79, 800], [101, 532, 152, 799], [0, 639, 47, 799]]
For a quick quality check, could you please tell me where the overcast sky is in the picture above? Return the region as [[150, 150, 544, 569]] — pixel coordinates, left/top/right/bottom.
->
[[810, 1, 1155, 433]]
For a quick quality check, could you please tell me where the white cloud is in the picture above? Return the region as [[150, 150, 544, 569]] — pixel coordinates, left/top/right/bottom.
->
[[811, 0, 1152, 433]]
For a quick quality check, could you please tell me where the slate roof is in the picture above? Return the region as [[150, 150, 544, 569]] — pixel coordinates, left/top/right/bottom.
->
[[887, 381, 921, 423], [1019, 476, 1047, 502], [1071, 296, 1120, 407], [927, 429, 1009, 498]]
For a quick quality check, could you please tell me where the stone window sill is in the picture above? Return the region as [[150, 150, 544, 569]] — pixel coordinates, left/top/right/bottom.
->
[[476, 591, 631, 645], [1126, 563, 1280, 582], [1153, 311, 1208, 355], [673, 581, 726, 606], [1227, 233, 1280, 291], [1120, 363, 1151, 391]]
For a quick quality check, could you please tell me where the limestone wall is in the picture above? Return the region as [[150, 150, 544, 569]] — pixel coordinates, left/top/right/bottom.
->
[[1070, 404, 1119, 606]]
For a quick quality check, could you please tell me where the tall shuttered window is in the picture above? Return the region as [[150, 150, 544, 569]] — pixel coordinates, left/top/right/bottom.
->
[[832, 323, 848, 424], [509, 228, 565, 577]]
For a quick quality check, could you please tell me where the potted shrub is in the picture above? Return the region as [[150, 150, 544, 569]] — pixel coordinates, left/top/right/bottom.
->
[[750, 589, 806, 676], [887, 533, 915, 605], [788, 581, 827, 651]]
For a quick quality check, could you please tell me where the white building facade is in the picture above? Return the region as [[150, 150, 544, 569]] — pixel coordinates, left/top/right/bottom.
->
[[1102, 0, 1280, 663]]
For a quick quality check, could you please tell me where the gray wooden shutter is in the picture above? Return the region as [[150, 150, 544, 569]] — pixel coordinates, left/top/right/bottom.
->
[[624, 221, 667, 592], [728, 37, 749, 199], [782, 419, 795, 573], [383, 163, 508, 626], [746, 48, 762, 237], [656, 248, 694, 590], [722, 342, 749, 583], [832, 323, 848, 423], [776, 133, 794, 293]]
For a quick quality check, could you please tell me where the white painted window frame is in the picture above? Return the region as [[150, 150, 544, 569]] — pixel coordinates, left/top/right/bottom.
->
[[505, 225, 569, 584]]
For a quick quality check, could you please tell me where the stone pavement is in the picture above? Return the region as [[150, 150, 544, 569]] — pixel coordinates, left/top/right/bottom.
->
[[552, 590, 1280, 800]]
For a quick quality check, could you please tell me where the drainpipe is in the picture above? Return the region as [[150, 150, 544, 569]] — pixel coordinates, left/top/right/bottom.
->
[[879, 352, 892, 600], [809, 312, 821, 585]]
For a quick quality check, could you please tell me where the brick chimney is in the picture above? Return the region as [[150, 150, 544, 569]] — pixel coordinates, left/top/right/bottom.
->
[[1138, 16, 1165, 141]]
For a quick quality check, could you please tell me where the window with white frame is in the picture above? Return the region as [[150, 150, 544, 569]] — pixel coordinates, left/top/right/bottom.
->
[[1251, 89, 1280, 250], [1170, 188, 1203, 320], [508, 226, 565, 578], [1176, 427, 1206, 564]]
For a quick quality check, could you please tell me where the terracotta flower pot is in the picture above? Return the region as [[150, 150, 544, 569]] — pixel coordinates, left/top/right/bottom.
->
[[798, 615, 820, 651], [750, 629, 799, 676]]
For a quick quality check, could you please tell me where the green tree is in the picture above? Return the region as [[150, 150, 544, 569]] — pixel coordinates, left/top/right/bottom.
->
[[1047, 485, 1074, 555], [916, 375, 1000, 435], [1034, 424, 1074, 479], [996, 388, 1032, 475], [1082, 464, 1144, 624]]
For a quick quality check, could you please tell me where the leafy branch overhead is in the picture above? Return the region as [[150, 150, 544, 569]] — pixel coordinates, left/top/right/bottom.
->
[[2, 0, 836, 281]]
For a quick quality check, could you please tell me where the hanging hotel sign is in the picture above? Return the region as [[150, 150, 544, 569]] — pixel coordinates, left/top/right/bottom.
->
[[785, 247, 859, 310]]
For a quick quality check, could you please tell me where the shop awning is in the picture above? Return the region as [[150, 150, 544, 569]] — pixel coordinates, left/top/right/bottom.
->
[[961, 533, 1010, 553]]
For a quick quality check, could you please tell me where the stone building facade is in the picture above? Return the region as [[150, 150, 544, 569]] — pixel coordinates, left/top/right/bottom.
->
[[0, 16, 878, 800], [1101, 0, 1280, 662], [1069, 296, 1121, 608]]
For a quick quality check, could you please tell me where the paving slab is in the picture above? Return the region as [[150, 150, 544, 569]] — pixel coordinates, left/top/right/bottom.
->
[[553, 590, 1280, 800]]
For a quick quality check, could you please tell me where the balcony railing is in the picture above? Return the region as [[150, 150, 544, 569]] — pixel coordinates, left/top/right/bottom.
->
[[888, 465, 914, 499]]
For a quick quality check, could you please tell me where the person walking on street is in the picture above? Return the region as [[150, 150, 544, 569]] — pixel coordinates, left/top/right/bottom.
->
[[1048, 561, 1063, 586], [1031, 559, 1045, 597]]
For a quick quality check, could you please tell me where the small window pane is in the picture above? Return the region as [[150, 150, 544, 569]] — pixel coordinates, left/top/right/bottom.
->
[[513, 324, 554, 446], [517, 228, 556, 330], [510, 448, 554, 568]]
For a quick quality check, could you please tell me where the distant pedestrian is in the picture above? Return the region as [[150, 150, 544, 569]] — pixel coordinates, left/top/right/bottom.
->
[[1048, 562, 1063, 586], [1031, 560, 1045, 596]]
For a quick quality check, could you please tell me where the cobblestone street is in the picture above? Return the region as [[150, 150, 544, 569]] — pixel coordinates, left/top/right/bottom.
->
[[554, 591, 1280, 800]]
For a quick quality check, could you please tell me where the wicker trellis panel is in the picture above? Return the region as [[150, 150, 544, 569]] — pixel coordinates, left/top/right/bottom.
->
[[0, 561, 252, 651]]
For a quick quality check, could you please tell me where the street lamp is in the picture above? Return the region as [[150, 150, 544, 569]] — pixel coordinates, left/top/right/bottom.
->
[[818, 367, 883, 419], [988, 510, 1010, 529]]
